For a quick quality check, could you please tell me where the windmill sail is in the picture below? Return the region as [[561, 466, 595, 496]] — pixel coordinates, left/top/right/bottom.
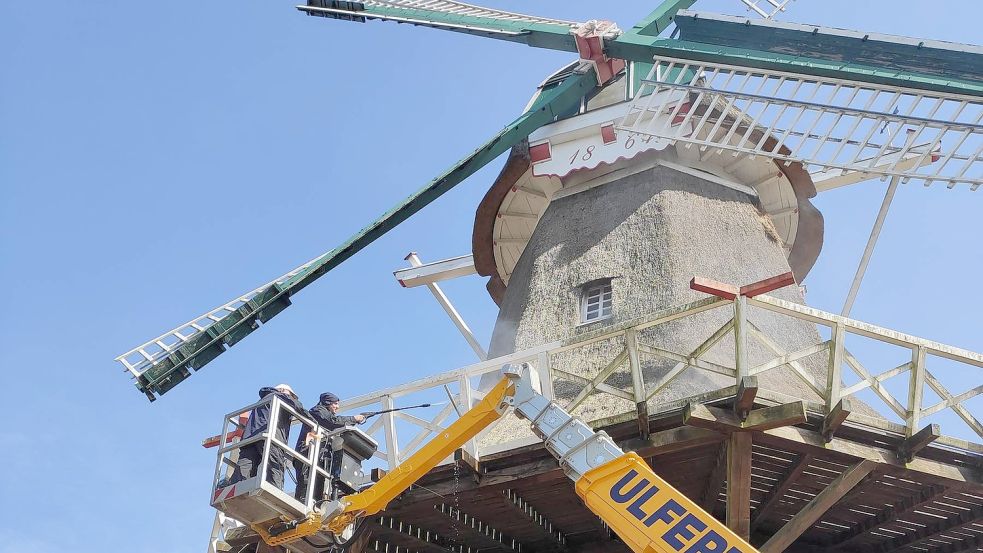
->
[[616, 12, 983, 190], [298, 0, 581, 51], [116, 66, 597, 401]]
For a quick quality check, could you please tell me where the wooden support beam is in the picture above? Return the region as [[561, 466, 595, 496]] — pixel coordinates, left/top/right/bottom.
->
[[454, 448, 481, 483], [690, 276, 739, 300], [757, 425, 981, 484], [734, 376, 758, 419], [700, 441, 729, 513], [822, 398, 852, 442], [502, 489, 567, 547], [759, 460, 876, 553], [684, 401, 806, 433], [826, 483, 947, 548], [750, 453, 814, 533], [685, 402, 743, 432], [622, 426, 725, 457], [726, 432, 753, 539], [739, 272, 795, 298], [626, 329, 650, 440], [743, 402, 807, 432], [877, 501, 983, 552], [898, 423, 941, 463], [934, 534, 983, 553]]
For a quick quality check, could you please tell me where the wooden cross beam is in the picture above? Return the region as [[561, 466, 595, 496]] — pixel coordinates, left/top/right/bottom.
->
[[822, 398, 852, 442], [825, 483, 948, 548], [897, 423, 941, 463], [749, 452, 814, 534], [690, 272, 796, 300], [734, 376, 758, 420], [683, 401, 807, 433], [453, 448, 481, 484], [759, 460, 877, 553], [876, 500, 983, 552], [699, 441, 728, 513]]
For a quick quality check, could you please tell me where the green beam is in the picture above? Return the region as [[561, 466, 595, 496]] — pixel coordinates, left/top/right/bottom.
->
[[135, 67, 598, 401], [607, 35, 983, 97], [299, 2, 578, 53], [628, 0, 696, 37]]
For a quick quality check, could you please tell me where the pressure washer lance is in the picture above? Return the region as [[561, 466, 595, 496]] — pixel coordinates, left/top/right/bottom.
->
[[359, 402, 445, 419]]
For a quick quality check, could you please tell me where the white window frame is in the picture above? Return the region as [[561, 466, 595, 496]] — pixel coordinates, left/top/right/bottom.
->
[[581, 281, 613, 323]]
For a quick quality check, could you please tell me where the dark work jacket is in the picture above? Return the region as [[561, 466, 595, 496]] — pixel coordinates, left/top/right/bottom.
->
[[295, 402, 359, 454], [310, 403, 360, 430], [243, 387, 305, 447]]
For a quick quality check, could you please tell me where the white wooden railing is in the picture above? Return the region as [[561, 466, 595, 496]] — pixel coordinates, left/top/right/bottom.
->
[[340, 295, 983, 469]]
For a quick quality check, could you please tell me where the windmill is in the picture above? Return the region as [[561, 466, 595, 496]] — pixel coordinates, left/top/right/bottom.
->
[[114, 0, 981, 410]]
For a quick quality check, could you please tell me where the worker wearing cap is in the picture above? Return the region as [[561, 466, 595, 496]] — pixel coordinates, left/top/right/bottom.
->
[[294, 392, 366, 502], [232, 383, 305, 490]]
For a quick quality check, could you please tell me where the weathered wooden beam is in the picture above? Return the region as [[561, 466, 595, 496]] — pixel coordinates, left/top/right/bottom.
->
[[757, 425, 981, 484], [760, 460, 876, 553], [749, 452, 814, 533], [454, 448, 481, 483], [897, 423, 941, 463], [739, 272, 795, 298], [734, 376, 758, 419], [684, 401, 806, 433], [433, 504, 522, 552], [726, 432, 753, 539], [744, 401, 807, 432], [826, 483, 948, 548], [935, 533, 983, 553], [622, 426, 724, 457], [822, 398, 852, 442], [700, 441, 729, 513], [685, 402, 743, 432], [877, 502, 983, 552], [502, 489, 567, 547]]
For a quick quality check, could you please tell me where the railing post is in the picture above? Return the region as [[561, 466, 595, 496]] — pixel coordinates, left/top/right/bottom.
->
[[537, 351, 555, 401], [381, 395, 400, 469], [259, 396, 276, 484], [626, 329, 650, 439], [733, 296, 749, 381], [826, 322, 844, 411], [906, 345, 926, 437], [459, 375, 477, 459]]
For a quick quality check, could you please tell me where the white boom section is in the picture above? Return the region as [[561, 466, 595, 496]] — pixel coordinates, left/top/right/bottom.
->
[[618, 57, 983, 190], [739, 0, 794, 20], [115, 255, 322, 378], [394, 254, 476, 288]]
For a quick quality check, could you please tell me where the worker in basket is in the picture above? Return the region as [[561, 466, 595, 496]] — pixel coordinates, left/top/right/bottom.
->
[[294, 391, 366, 502], [231, 383, 306, 490]]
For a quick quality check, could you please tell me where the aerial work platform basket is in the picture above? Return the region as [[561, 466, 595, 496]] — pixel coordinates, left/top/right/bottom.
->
[[208, 394, 377, 552]]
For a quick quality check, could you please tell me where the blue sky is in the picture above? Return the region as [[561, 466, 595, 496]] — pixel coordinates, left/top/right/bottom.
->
[[1, 2, 980, 552]]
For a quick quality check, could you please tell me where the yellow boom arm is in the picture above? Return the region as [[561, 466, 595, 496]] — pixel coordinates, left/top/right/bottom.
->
[[318, 364, 759, 553], [322, 375, 515, 534]]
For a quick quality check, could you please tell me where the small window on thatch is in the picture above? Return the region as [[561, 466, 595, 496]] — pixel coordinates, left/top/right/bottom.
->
[[582, 281, 613, 323]]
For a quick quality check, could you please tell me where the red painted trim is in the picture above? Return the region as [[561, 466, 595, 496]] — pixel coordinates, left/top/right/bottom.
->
[[601, 124, 617, 145], [739, 272, 796, 298], [202, 413, 249, 448], [690, 276, 738, 300], [671, 102, 692, 126], [529, 142, 551, 163]]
